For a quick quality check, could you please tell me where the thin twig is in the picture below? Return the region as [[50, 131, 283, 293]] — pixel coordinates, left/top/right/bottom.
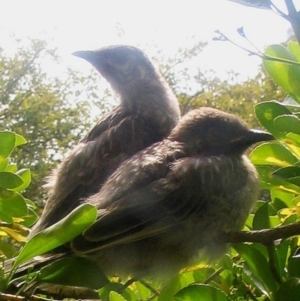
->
[[225, 221, 300, 244], [202, 267, 224, 284]]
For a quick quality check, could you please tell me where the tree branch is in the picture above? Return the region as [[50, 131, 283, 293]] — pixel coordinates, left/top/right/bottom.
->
[[225, 221, 300, 244], [285, 0, 300, 44]]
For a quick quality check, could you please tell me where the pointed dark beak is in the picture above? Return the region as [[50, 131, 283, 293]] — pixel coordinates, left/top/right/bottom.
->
[[72, 50, 95, 61], [249, 129, 275, 143]]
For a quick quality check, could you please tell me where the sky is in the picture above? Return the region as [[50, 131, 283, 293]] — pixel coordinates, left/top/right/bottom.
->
[[0, 0, 293, 81]]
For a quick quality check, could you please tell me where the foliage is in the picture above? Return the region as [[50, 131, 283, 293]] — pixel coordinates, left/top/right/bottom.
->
[[0, 38, 111, 204], [1, 1, 300, 299], [178, 69, 286, 127], [0, 131, 37, 261]]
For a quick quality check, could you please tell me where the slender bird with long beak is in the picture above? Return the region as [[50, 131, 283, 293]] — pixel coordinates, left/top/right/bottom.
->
[[29, 45, 180, 237], [66, 107, 274, 279]]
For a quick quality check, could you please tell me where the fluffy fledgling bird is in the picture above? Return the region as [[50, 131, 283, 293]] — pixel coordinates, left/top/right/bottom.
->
[[29, 45, 180, 237], [63, 107, 273, 279]]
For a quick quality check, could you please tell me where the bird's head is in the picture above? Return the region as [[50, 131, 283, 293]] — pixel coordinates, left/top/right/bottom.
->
[[73, 45, 157, 93], [169, 107, 274, 156]]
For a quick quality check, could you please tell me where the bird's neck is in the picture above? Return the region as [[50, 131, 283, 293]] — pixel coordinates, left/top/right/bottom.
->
[[120, 77, 180, 133]]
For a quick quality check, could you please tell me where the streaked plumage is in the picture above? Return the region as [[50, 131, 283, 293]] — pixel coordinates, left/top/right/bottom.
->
[[65, 107, 273, 279], [30, 45, 180, 237]]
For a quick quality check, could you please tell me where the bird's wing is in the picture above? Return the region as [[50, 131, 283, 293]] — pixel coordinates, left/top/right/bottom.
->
[[70, 156, 209, 254], [48, 113, 162, 202], [81, 107, 125, 142], [36, 112, 164, 234]]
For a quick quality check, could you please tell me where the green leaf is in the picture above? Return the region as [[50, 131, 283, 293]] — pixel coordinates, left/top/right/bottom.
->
[[5, 165, 17, 173], [288, 256, 300, 278], [13, 203, 97, 267], [159, 274, 188, 301], [135, 281, 152, 300], [263, 45, 300, 102], [250, 142, 298, 167], [99, 283, 127, 301], [20, 207, 39, 227], [288, 41, 300, 63], [109, 291, 127, 301], [255, 101, 292, 137], [276, 239, 290, 278], [37, 257, 109, 289], [13, 169, 31, 192], [286, 132, 300, 145], [234, 243, 278, 294], [0, 159, 8, 171], [273, 167, 300, 187], [0, 132, 16, 164], [0, 190, 28, 223], [275, 278, 300, 301], [174, 284, 227, 301], [256, 166, 300, 194], [0, 172, 24, 189], [14, 133, 27, 147], [253, 202, 270, 230], [271, 189, 294, 208], [0, 239, 17, 258], [274, 115, 300, 135]]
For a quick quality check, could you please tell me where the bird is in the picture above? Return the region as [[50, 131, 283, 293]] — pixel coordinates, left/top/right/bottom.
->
[[63, 107, 274, 280], [29, 45, 180, 238], [7, 107, 274, 298]]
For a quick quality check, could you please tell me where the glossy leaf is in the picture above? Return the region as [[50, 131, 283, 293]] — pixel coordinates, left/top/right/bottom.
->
[[1, 227, 26, 242], [271, 189, 293, 209], [13, 169, 31, 192], [253, 202, 270, 230], [250, 142, 298, 167], [263, 45, 300, 102], [288, 41, 300, 64], [284, 137, 300, 159], [276, 239, 290, 278], [255, 101, 292, 136], [273, 166, 300, 187], [37, 257, 109, 289], [174, 284, 227, 301], [0, 159, 8, 171], [0, 190, 28, 223], [99, 283, 128, 301], [14, 134, 27, 147], [234, 243, 278, 294], [109, 291, 127, 301], [13, 203, 97, 267], [256, 166, 300, 194], [0, 172, 23, 189], [274, 115, 300, 135], [0, 132, 15, 164], [20, 207, 39, 227]]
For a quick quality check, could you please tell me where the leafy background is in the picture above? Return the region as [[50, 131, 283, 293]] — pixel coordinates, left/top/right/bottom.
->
[[1, 0, 300, 300]]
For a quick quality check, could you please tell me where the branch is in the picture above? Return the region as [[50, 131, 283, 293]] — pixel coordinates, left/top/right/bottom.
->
[[225, 221, 300, 244], [285, 0, 300, 44], [215, 30, 300, 66]]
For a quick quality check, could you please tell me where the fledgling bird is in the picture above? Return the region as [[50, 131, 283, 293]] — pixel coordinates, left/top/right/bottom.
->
[[65, 107, 274, 279], [29, 45, 180, 237]]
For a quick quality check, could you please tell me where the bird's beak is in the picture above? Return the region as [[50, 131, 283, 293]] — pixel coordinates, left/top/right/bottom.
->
[[249, 129, 275, 143], [72, 50, 98, 63]]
